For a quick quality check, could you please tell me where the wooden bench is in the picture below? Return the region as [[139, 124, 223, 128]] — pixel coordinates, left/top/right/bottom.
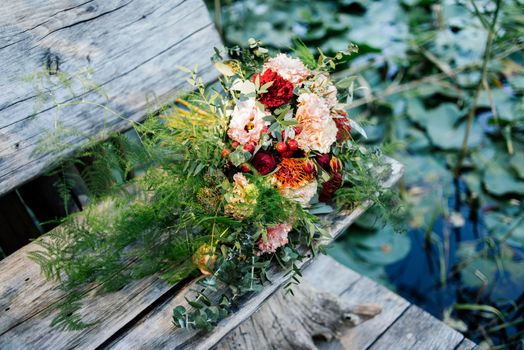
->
[[0, 1, 477, 349]]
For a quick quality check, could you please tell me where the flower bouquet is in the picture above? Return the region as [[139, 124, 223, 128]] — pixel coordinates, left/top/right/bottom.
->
[[30, 39, 394, 332]]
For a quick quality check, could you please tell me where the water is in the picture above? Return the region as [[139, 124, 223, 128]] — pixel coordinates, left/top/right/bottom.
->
[[383, 178, 524, 347]]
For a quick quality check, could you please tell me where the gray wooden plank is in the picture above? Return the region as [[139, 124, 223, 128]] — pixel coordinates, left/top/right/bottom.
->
[[454, 338, 482, 350], [302, 254, 362, 295], [215, 255, 367, 350], [368, 305, 465, 350], [0, 0, 221, 196], [103, 158, 403, 350], [334, 275, 410, 350]]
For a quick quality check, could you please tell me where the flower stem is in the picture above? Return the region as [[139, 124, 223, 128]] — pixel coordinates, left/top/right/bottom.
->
[[454, 0, 502, 178]]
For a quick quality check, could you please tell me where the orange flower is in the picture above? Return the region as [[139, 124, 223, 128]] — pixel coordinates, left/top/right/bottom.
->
[[273, 158, 315, 189]]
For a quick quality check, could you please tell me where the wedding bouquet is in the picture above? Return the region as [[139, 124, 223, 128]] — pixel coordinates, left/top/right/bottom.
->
[[30, 39, 389, 332]]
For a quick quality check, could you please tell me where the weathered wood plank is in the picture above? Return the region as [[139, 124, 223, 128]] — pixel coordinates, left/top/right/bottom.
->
[[0, 0, 221, 196], [455, 338, 482, 350], [215, 281, 382, 350], [334, 275, 410, 349], [215, 255, 477, 350], [368, 305, 465, 350], [215, 255, 366, 350], [302, 254, 362, 295], [102, 158, 404, 350]]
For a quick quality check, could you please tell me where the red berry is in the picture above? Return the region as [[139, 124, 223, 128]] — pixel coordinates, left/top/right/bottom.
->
[[281, 130, 286, 140], [221, 148, 231, 158], [243, 143, 255, 153], [231, 141, 240, 149], [275, 141, 288, 153], [261, 126, 269, 134], [287, 139, 298, 151], [240, 163, 250, 173], [293, 125, 303, 135]]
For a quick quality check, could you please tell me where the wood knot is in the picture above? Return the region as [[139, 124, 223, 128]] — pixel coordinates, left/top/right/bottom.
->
[[85, 4, 97, 13], [43, 50, 60, 75]]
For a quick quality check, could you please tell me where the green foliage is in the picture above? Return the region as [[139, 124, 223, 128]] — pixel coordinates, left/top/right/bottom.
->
[[25, 33, 392, 332]]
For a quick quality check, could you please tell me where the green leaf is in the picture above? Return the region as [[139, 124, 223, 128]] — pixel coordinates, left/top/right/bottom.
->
[[349, 119, 368, 139], [292, 38, 316, 69], [454, 304, 505, 321], [228, 148, 249, 167]]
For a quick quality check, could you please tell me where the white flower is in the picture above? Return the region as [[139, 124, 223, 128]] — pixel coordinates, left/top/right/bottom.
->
[[263, 54, 311, 86], [227, 98, 269, 145], [280, 179, 318, 207], [294, 93, 338, 153]]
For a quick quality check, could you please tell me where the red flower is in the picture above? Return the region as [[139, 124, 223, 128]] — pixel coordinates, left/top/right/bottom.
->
[[319, 172, 343, 202], [252, 151, 277, 175], [253, 69, 294, 108], [316, 154, 331, 171], [333, 111, 352, 141]]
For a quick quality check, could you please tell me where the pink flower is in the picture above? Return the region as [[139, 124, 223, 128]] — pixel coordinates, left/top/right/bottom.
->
[[263, 54, 310, 86], [294, 93, 338, 154], [257, 223, 292, 254], [227, 98, 270, 145]]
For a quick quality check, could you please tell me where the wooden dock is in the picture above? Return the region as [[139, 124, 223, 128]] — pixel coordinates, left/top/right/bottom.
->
[[0, 1, 479, 349], [217, 255, 481, 350]]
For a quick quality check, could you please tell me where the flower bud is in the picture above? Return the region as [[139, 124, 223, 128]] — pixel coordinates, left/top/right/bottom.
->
[[330, 157, 343, 173], [304, 160, 316, 174]]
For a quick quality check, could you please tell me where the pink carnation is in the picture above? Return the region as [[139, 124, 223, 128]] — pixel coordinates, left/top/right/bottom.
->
[[294, 93, 338, 153], [263, 54, 310, 86], [227, 98, 270, 145], [257, 223, 292, 254]]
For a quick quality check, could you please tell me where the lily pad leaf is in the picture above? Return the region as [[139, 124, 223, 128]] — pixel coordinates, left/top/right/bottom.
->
[[510, 153, 524, 179], [424, 104, 482, 150], [483, 163, 524, 196]]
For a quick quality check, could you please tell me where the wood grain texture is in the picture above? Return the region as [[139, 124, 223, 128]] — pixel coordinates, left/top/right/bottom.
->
[[368, 305, 465, 350], [215, 282, 382, 350], [454, 338, 482, 350], [215, 255, 366, 350], [334, 275, 410, 349], [216, 255, 477, 350], [0, 0, 221, 196]]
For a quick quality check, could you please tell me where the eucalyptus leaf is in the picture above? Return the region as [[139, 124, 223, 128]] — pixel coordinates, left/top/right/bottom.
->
[[349, 119, 368, 139]]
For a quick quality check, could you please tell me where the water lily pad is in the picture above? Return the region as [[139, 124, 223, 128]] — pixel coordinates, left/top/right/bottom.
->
[[405, 97, 427, 127], [484, 211, 524, 247], [327, 243, 388, 282], [423, 103, 483, 150], [483, 162, 524, 196], [457, 242, 524, 300], [355, 205, 387, 230], [341, 225, 411, 265], [510, 153, 524, 179], [477, 89, 523, 122]]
